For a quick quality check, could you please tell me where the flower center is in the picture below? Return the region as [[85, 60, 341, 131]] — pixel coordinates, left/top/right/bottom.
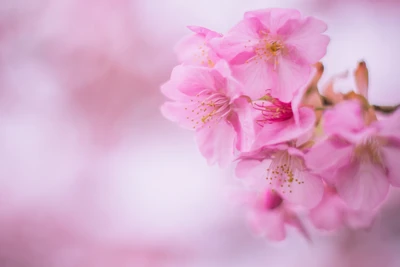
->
[[246, 33, 285, 69], [354, 137, 383, 165], [253, 96, 293, 126], [185, 90, 231, 129], [266, 151, 305, 195]]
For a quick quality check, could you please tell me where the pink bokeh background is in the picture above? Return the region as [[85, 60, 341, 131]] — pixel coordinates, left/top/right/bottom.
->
[[1, 0, 400, 266]]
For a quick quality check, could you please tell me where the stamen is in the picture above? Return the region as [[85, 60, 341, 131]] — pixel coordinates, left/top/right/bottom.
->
[[184, 90, 231, 129], [253, 96, 293, 126], [266, 151, 305, 195]]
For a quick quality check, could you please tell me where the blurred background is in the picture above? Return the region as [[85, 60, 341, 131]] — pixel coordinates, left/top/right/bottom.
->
[[0, 0, 400, 266]]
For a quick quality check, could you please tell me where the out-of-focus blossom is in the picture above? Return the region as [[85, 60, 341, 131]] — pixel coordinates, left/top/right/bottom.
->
[[210, 8, 329, 102], [174, 26, 222, 67], [306, 100, 400, 210], [234, 189, 309, 241], [161, 61, 249, 167]]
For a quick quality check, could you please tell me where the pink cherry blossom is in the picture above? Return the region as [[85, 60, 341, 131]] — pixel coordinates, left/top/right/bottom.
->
[[236, 144, 324, 208], [250, 72, 316, 149], [174, 26, 222, 67], [234, 188, 309, 241], [309, 185, 375, 231], [306, 100, 400, 210], [161, 61, 249, 167], [210, 8, 329, 102]]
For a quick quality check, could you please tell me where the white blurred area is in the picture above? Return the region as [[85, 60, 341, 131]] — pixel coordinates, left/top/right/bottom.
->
[[0, 0, 400, 266]]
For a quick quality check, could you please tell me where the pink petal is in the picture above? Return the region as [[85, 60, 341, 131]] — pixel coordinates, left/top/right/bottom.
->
[[186, 25, 221, 39], [273, 56, 310, 102], [305, 138, 353, 178], [232, 61, 275, 100], [244, 8, 301, 34], [253, 107, 315, 149], [282, 17, 329, 64], [160, 101, 203, 130], [291, 69, 316, 123], [381, 145, 400, 187], [195, 120, 236, 167], [161, 64, 218, 98], [323, 100, 365, 138], [174, 33, 209, 66], [282, 170, 323, 208], [309, 190, 345, 231], [229, 98, 254, 152], [174, 26, 221, 66], [335, 161, 389, 210], [176, 66, 221, 96], [235, 158, 270, 188], [209, 18, 262, 62]]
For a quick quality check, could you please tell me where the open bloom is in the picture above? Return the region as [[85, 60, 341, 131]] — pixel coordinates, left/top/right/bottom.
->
[[250, 72, 316, 149], [210, 8, 329, 102], [305, 100, 400, 210], [161, 61, 249, 167], [232, 188, 309, 241], [174, 26, 222, 67], [236, 144, 324, 208]]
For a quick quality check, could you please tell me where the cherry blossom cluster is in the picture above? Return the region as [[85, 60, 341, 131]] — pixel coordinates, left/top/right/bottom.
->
[[161, 8, 400, 241]]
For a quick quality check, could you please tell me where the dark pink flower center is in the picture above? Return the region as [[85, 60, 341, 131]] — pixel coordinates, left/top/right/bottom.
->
[[253, 97, 293, 126]]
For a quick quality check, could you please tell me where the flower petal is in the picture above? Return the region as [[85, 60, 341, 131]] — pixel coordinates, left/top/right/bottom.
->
[[232, 60, 275, 100], [209, 18, 262, 62], [244, 8, 301, 34], [273, 56, 310, 102], [235, 158, 271, 188], [283, 170, 324, 208], [195, 120, 236, 167], [305, 138, 353, 179], [282, 17, 329, 64], [309, 190, 345, 231], [253, 107, 315, 149], [335, 161, 389, 210]]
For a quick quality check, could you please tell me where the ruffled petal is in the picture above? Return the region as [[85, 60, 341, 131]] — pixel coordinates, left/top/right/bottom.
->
[[244, 8, 301, 34], [209, 18, 262, 62], [282, 17, 329, 64]]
